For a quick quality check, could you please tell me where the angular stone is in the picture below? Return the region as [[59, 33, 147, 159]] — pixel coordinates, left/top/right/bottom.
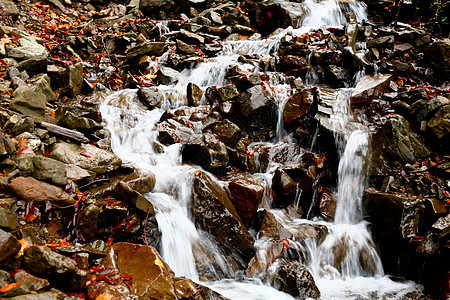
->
[[50, 142, 122, 174], [15, 156, 68, 186], [23, 245, 77, 276], [78, 204, 100, 242], [10, 85, 46, 121], [416, 96, 450, 122], [259, 209, 293, 240], [255, 0, 306, 35], [157, 119, 201, 145], [66, 164, 91, 182], [126, 41, 167, 61], [246, 240, 285, 277], [0, 207, 19, 230], [114, 181, 155, 214], [178, 29, 205, 44], [0, 229, 21, 266], [14, 270, 50, 291], [351, 74, 393, 104], [29, 74, 55, 103], [8, 37, 47, 60], [9, 177, 75, 204], [228, 177, 264, 228], [0, 0, 19, 16], [17, 55, 47, 78], [65, 62, 83, 97], [137, 86, 165, 110], [212, 119, 241, 146], [272, 168, 297, 208], [237, 85, 277, 128], [157, 67, 180, 85], [4, 292, 61, 300], [187, 82, 203, 107], [176, 39, 196, 54], [193, 171, 254, 262], [283, 89, 314, 127], [58, 111, 102, 131], [218, 84, 239, 102]]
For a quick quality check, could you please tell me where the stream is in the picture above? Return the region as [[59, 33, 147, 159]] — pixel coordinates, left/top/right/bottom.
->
[[98, 0, 424, 298]]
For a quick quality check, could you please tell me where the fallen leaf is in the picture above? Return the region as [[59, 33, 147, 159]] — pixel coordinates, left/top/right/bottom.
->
[[96, 293, 114, 300], [154, 258, 164, 268], [0, 283, 22, 293]]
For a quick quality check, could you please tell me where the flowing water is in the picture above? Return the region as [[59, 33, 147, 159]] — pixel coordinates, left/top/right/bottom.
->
[[99, 0, 423, 298]]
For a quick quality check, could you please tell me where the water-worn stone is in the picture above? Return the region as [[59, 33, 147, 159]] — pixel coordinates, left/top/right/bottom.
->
[[4, 292, 61, 300], [157, 67, 181, 85], [0, 229, 21, 266], [259, 209, 293, 240], [50, 142, 122, 174], [187, 82, 203, 107], [23, 245, 77, 276], [369, 115, 430, 177], [246, 239, 285, 277], [9, 177, 75, 204], [193, 171, 255, 262], [58, 111, 102, 131], [15, 155, 68, 186], [78, 204, 100, 242], [218, 84, 239, 102], [157, 118, 202, 145], [228, 177, 264, 228], [114, 181, 155, 214], [269, 259, 320, 299], [351, 74, 393, 104], [254, 0, 306, 35], [137, 86, 165, 110]]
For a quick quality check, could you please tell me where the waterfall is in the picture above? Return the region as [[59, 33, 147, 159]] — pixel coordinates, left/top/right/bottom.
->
[[98, 0, 424, 298]]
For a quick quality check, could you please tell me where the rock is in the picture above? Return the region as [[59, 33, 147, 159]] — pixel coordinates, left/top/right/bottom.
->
[[66, 164, 91, 182], [283, 89, 315, 127], [246, 239, 285, 277], [423, 39, 450, 81], [259, 209, 293, 240], [193, 171, 255, 262], [182, 143, 212, 170], [87, 281, 130, 300], [113, 242, 200, 299], [187, 82, 203, 107], [17, 55, 47, 78], [0, 229, 21, 266], [157, 67, 180, 85], [367, 35, 395, 48], [14, 270, 50, 291], [126, 41, 167, 61], [11, 116, 34, 135], [29, 74, 55, 103], [218, 84, 239, 102], [228, 177, 264, 228], [137, 86, 165, 110], [9, 177, 75, 204], [58, 111, 102, 131], [64, 62, 83, 97], [427, 104, 450, 153], [0, 0, 19, 16], [212, 119, 241, 146], [237, 85, 277, 128], [0, 207, 19, 230], [15, 156, 68, 186], [351, 74, 394, 104], [254, 0, 306, 35], [317, 188, 337, 221], [8, 37, 47, 60], [78, 204, 100, 242], [269, 259, 320, 299], [139, 0, 188, 19], [114, 181, 155, 214], [416, 96, 450, 123], [178, 29, 205, 45], [4, 292, 61, 300], [369, 115, 430, 177], [157, 118, 202, 145], [10, 85, 47, 121], [272, 168, 298, 208], [50, 142, 122, 174], [23, 245, 77, 276]]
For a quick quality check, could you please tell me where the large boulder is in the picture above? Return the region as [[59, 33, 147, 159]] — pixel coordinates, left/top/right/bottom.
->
[[9, 177, 75, 204], [50, 142, 122, 174], [228, 177, 264, 228], [283, 90, 315, 127], [253, 0, 306, 35], [423, 39, 450, 83], [193, 171, 255, 263], [237, 85, 277, 129], [369, 115, 430, 177], [10, 85, 47, 121]]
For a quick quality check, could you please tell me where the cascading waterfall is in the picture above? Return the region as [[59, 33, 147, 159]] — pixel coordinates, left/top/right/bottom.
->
[[98, 0, 424, 298]]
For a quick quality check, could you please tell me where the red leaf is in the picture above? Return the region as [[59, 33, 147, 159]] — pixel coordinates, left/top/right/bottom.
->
[[121, 274, 133, 281], [0, 283, 22, 293]]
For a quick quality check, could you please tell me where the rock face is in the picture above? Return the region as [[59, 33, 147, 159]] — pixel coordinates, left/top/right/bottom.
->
[[192, 171, 255, 263], [369, 115, 430, 177], [351, 74, 393, 104], [50, 142, 122, 174], [9, 177, 75, 204]]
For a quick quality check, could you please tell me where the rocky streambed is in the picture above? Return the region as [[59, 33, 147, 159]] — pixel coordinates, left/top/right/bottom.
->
[[0, 0, 448, 299]]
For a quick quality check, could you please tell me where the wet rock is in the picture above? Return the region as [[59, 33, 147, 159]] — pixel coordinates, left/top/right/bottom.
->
[[87, 281, 130, 300], [272, 168, 298, 208], [259, 209, 293, 240], [218, 84, 239, 102], [157, 67, 181, 85], [60, 62, 83, 97], [50, 142, 122, 174], [139, 0, 188, 19], [4, 292, 62, 300], [228, 177, 264, 228], [193, 171, 255, 262], [23, 245, 77, 276], [0, 229, 21, 266], [416, 96, 450, 123], [178, 29, 205, 45], [176, 39, 196, 54], [10, 85, 46, 121], [8, 36, 47, 60], [157, 118, 201, 145], [78, 204, 100, 242], [114, 181, 155, 214], [426, 104, 450, 153], [126, 41, 167, 61], [212, 119, 241, 146], [113, 242, 199, 299], [187, 82, 203, 107], [283, 89, 315, 127], [269, 259, 320, 299], [351, 74, 393, 104], [317, 188, 337, 221], [254, 0, 306, 35], [58, 111, 102, 132], [182, 143, 212, 170], [137, 86, 165, 110], [9, 177, 75, 204], [237, 85, 277, 128], [246, 239, 285, 277], [0, 207, 19, 230], [14, 270, 50, 291], [369, 115, 430, 177]]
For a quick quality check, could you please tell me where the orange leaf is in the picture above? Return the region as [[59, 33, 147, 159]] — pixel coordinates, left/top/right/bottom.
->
[[23, 214, 37, 222], [96, 293, 114, 300], [107, 238, 114, 246], [194, 170, 201, 176], [0, 283, 22, 293]]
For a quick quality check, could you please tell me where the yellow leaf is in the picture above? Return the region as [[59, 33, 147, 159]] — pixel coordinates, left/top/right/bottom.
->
[[96, 293, 114, 300], [154, 258, 164, 268]]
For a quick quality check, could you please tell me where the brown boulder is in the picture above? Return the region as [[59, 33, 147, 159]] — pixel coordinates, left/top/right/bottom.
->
[[283, 90, 314, 127], [228, 177, 264, 228], [351, 74, 393, 104], [9, 177, 75, 204], [0, 229, 21, 266]]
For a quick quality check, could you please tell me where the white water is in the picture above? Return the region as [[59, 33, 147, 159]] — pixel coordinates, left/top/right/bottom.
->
[[99, 0, 423, 298]]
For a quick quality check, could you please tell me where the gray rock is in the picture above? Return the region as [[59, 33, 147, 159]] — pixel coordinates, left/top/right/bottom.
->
[[0, 0, 19, 16], [126, 41, 168, 61], [0, 228, 21, 266], [218, 84, 239, 102], [237, 85, 277, 127], [176, 39, 196, 55], [29, 74, 55, 103], [23, 245, 77, 276], [50, 142, 122, 174], [427, 104, 450, 152], [8, 37, 47, 60], [31, 156, 68, 186], [66, 164, 91, 181], [416, 96, 450, 123], [11, 116, 34, 135], [157, 67, 180, 85], [10, 85, 47, 121], [17, 56, 47, 78], [65, 62, 83, 96], [58, 111, 102, 131], [137, 86, 165, 110]]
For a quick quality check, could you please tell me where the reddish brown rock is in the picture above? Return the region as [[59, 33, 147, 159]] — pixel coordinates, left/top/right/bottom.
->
[[283, 90, 314, 127], [14, 270, 50, 291], [272, 168, 298, 208], [317, 188, 337, 221], [0, 229, 21, 266], [228, 177, 264, 228], [8, 177, 75, 204]]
